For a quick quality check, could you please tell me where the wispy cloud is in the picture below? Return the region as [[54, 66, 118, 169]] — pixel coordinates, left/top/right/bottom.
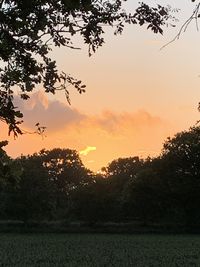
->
[[77, 109, 165, 136]]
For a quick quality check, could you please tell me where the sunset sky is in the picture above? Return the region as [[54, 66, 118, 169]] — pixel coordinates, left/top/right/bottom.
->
[[1, 0, 200, 171]]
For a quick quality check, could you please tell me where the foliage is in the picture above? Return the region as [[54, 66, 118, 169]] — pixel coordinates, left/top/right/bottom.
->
[[14, 155, 55, 221], [16, 148, 90, 221], [121, 163, 168, 223], [1, 125, 200, 226], [69, 176, 116, 223], [160, 126, 200, 225], [40, 148, 89, 187], [0, 0, 172, 136], [104, 156, 143, 177], [0, 140, 22, 219], [102, 157, 144, 199], [40, 148, 90, 218], [162, 126, 200, 179]]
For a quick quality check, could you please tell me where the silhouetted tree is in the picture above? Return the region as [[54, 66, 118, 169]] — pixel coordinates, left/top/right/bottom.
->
[[39, 148, 90, 218], [100, 157, 144, 220], [0, 0, 171, 135], [0, 141, 22, 219], [12, 148, 90, 221], [122, 126, 200, 225], [14, 155, 55, 222], [69, 176, 116, 224], [162, 126, 200, 179], [104, 157, 143, 197], [160, 125, 200, 226], [121, 162, 168, 224], [1, 124, 200, 228]]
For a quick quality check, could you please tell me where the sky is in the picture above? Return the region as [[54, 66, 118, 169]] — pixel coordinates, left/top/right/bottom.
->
[[1, 0, 200, 171]]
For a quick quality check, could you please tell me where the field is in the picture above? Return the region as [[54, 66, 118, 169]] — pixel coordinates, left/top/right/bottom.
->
[[0, 234, 200, 266]]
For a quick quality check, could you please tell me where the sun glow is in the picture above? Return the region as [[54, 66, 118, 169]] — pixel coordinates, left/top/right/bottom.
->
[[79, 146, 97, 156]]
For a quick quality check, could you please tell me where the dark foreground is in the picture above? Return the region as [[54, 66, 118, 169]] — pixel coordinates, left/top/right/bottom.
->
[[1, 234, 200, 266]]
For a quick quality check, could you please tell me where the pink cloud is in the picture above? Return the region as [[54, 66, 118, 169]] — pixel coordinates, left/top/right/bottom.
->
[[13, 91, 86, 132], [1, 92, 174, 171]]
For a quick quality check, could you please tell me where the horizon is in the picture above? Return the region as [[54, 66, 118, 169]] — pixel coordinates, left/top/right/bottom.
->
[[1, 0, 200, 171]]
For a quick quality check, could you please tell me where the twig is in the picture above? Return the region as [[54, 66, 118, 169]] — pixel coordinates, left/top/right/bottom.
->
[[160, 3, 200, 50]]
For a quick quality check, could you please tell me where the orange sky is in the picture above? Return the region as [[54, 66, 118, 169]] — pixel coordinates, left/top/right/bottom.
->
[[1, 1, 200, 171]]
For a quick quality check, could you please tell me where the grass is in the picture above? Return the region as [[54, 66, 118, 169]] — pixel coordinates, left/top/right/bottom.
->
[[0, 233, 200, 266]]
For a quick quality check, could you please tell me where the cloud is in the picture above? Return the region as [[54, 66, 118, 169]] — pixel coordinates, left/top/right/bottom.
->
[[80, 146, 97, 156], [13, 91, 86, 132], [21, 90, 49, 110], [2, 92, 174, 171], [13, 91, 166, 137], [78, 110, 165, 136]]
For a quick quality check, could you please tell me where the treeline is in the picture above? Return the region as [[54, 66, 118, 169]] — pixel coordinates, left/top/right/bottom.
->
[[1, 125, 200, 228]]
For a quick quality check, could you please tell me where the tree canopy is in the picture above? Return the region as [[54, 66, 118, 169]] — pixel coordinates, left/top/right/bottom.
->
[[0, 0, 172, 136], [0, 125, 200, 227]]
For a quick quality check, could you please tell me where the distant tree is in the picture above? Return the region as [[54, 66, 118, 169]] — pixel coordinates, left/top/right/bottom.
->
[[105, 157, 143, 176], [100, 157, 144, 220], [13, 148, 90, 221], [14, 154, 55, 222], [40, 148, 89, 187], [69, 176, 116, 224], [39, 148, 90, 218], [121, 125, 200, 226], [160, 125, 200, 226], [0, 141, 10, 218], [0, 0, 172, 136], [123, 125, 200, 225], [162, 126, 200, 179], [0, 141, 22, 219], [104, 157, 144, 192], [121, 160, 169, 224]]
